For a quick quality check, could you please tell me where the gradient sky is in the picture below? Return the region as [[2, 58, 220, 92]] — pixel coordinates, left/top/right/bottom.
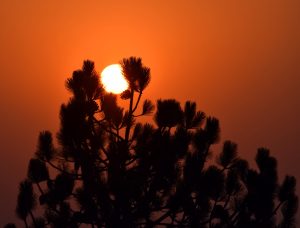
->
[[0, 0, 299, 226]]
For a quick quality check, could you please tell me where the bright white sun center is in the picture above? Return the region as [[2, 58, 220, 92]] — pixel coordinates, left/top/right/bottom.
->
[[101, 64, 128, 94]]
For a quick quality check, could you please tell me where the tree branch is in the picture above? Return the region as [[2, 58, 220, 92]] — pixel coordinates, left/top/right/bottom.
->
[[125, 89, 135, 142], [45, 160, 82, 179], [132, 91, 142, 113]]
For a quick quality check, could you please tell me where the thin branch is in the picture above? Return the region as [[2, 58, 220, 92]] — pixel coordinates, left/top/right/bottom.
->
[[23, 218, 29, 228], [271, 201, 284, 217], [132, 91, 142, 113], [29, 211, 37, 228], [224, 192, 232, 209], [36, 182, 44, 195], [133, 114, 144, 118], [151, 209, 172, 226], [125, 89, 134, 142], [45, 160, 82, 179], [209, 199, 218, 228], [92, 117, 125, 142], [125, 157, 138, 166]]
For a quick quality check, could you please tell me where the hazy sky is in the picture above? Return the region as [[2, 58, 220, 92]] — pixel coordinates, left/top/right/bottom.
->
[[0, 0, 299, 226]]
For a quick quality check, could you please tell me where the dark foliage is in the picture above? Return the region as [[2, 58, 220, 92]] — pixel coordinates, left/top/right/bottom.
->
[[11, 57, 298, 227], [4, 223, 17, 228], [15, 180, 36, 227]]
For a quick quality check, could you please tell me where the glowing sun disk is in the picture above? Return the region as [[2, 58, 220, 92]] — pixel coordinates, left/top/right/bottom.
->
[[101, 64, 128, 94]]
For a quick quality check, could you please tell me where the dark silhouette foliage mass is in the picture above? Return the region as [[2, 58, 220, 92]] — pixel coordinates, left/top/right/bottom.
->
[[7, 57, 298, 227]]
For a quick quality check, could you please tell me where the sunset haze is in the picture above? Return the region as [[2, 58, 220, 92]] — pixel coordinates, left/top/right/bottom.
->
[[0, 0, 299, 225]]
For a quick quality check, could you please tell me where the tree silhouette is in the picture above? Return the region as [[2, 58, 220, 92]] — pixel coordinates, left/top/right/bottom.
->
[[15, 180, 36, 227], [8, 57, 298, 227]]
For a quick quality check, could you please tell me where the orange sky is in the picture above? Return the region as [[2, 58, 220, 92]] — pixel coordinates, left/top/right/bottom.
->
[[0, 0, 299, 225]]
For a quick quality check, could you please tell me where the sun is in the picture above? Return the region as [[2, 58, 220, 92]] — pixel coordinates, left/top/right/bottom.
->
[[101, 64, 128, 94]]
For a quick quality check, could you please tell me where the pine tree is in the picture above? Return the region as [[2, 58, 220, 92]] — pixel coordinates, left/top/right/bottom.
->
[[11, 57, 298, 227]]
